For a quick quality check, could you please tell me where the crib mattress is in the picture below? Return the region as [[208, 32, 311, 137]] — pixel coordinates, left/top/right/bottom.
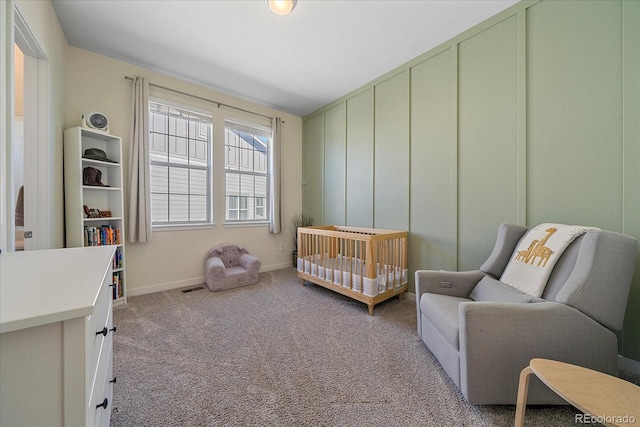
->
[[297, 256, 407, 297]]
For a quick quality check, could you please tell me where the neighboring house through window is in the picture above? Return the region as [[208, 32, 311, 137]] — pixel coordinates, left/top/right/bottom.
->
[[149, 99, 213, 226], [224, 120, 270, 222]]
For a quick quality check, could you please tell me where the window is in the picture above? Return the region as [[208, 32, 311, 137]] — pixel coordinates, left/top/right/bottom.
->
[[149, 99, 213, 226], [227, 196, 248, 220], [224, 121, 270, 222], [255, 197, 265, 218]]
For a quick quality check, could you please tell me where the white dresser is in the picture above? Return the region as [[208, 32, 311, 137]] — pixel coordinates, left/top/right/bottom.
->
[[0, 246, 116, 427]]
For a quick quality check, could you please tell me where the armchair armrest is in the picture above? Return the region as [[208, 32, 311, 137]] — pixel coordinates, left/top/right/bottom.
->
[[415, 269, 485, 298], [205, 256, 226, 279], [458, 301, 618, 404], [415, 269, 485, 336], [237, 253, 261, 273]]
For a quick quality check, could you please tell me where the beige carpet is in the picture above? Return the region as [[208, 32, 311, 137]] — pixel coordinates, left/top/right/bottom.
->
[[110, 267, 632, 426]]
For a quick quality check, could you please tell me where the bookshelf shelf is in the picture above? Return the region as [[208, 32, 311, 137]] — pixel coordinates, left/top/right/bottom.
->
[[64, 126, 127, 305], [82, 186, 123, 191], [84, 217, 124, 222]]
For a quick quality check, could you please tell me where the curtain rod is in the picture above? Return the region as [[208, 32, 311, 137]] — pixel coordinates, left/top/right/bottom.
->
[[124, 76, 279, 122]]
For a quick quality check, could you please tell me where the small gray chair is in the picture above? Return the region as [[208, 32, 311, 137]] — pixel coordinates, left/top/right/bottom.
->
[[415, 223, 638, 405], [204, 244, 261, 292]]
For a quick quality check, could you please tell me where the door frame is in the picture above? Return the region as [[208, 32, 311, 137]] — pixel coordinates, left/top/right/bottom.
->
[[1, 3, 50, 252]]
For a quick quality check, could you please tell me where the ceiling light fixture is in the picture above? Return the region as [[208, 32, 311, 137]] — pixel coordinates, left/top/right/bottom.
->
[[266, 0, 297, 16]]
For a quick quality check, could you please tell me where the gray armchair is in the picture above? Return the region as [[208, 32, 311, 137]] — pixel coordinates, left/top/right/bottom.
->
[[415, 223, 638, 405], [204, 244, 261, 292]]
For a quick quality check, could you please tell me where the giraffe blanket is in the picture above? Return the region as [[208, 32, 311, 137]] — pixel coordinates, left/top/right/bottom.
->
[[500, 223, 600, 297]]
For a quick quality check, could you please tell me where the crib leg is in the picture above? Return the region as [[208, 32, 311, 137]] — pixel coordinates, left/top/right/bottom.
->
[[301, 278, 305, 285], [398, 292, 404, 300], [368, 305, 374, 315]]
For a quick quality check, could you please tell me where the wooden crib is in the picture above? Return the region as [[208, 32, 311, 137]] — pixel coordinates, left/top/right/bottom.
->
[[297, 225, 408, 314]]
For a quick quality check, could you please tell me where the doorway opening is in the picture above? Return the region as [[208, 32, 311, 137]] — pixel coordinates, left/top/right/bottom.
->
[[10, 7, 49, 251], [13, 43, 24, 250]]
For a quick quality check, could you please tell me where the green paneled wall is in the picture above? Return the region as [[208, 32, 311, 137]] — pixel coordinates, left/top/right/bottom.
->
[[374, 72, 410, 230], [302, 0, 640, 363], [622, 0, 640, 363], [346, 89, 374, 227], [527, 0, 623, 230], [410, 49, 456, 272], [323, 104, 346, 225], [303, 113, 324, 222], [458, 15, 519, 270]]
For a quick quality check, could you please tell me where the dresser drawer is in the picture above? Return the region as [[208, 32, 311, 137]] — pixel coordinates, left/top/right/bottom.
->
[[91, 344, 113, 427], [87, 274, 112, 340], [87, 279, 112, 377], [88, 308, 113, 427]]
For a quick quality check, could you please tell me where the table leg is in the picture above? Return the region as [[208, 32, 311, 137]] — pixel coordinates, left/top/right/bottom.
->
[[514, 366, 533, 427]]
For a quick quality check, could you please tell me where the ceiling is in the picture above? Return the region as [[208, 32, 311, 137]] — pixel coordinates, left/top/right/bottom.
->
[[51, 0, 519, 117]]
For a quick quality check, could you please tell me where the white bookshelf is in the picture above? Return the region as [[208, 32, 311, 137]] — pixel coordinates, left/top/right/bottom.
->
[[64, 126, 126, 305]]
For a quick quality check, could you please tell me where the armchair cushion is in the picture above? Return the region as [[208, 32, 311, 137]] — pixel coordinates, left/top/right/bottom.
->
[[421, 294, 470, 350], [459, 301, 618, 404], [479, 223, 528, 278], [216, 245, 244, 267], [554, 231, 638, 331], [469, 276, 544, 304], [205, 256, 226, 279], [237, 253, 261, 272]]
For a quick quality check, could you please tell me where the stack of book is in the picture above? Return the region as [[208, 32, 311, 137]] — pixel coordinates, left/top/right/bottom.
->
[[84, 225, 121, 247]]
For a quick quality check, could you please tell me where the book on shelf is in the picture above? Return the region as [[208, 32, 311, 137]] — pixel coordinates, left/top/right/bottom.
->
[[112, 271, 123, 300], [84, 225, 122, 247], [112, 247, 124, 270]]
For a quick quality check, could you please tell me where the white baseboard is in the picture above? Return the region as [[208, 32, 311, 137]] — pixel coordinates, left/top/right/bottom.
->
[[127, 276, 206, 297], [261, 262, 294, 272], [618, 355, 640, 375], [126, 262, 296, 297]]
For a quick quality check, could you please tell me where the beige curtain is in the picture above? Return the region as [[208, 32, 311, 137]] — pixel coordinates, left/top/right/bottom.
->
[[269, 117, 282, 233], [127, 76, 152, 243]]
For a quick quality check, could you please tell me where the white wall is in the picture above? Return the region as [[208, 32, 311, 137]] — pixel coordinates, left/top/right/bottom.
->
[[63, 46, 303, 295]]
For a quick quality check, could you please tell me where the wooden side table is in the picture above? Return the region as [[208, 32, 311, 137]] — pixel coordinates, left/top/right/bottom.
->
[[515, 358, 640, 427]]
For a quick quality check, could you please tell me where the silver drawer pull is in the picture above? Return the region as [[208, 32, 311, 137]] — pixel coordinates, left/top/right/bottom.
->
[[96, 398, 108, 410]]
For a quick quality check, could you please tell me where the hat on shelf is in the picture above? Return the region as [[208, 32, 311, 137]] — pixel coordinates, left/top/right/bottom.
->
[[83, 148, 116, 163]]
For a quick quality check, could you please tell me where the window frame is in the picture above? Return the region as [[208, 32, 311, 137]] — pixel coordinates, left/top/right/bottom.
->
[[148, 97, 214, 229], [223, 119, 271, 224], [255, 197, 266, 219]]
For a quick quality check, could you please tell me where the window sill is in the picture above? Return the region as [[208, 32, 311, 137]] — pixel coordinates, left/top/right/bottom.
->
[[152, 223, 215, 232], [223, 221, 269, 228]]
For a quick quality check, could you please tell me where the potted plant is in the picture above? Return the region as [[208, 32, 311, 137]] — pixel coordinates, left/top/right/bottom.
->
[[291, 214, 314, 267]]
